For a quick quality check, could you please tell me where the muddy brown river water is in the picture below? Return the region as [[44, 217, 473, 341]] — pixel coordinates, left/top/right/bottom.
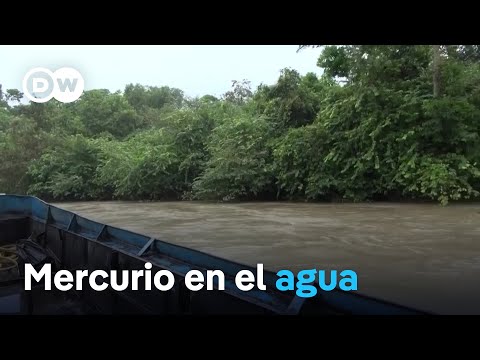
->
[[54, 201, 480, 314]]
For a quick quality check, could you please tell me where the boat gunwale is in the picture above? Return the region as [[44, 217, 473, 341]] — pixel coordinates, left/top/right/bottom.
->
[[0, 194, 431, 315]]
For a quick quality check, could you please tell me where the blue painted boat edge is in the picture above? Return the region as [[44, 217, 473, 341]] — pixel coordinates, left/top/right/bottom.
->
[[0, 194, 431, 315]]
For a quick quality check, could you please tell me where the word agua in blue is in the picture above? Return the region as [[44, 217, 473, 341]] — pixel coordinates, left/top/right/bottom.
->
[[276, 269, 358, 298]]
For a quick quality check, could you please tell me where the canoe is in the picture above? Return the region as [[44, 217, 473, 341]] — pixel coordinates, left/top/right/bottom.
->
[[0, 194, 428, 315]]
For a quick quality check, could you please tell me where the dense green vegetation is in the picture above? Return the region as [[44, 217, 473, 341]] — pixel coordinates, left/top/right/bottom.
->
[[1, 45, 480, 204]]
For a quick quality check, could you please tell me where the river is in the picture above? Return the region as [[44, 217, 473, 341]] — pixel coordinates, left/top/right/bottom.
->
[[54, 201, 480, 314]]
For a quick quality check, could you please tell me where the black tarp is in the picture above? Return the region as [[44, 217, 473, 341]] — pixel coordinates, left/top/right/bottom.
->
[[16, 233, 59, 276]]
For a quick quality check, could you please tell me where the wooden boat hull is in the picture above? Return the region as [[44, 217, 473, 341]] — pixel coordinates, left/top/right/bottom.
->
[[0, 195, 428, 315]]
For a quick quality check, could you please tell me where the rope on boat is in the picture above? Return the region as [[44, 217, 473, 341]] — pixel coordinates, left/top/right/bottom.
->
[[0, 244, 19, 273]]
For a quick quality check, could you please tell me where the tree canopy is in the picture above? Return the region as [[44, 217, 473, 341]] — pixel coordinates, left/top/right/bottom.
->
[[1, 45, 479, 205]]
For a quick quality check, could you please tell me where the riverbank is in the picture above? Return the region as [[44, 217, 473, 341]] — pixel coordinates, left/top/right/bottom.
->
[[48, 197, 480, 206]]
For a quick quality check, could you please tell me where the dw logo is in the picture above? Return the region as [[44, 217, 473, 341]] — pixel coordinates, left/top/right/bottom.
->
[[22, 67, 85, 103]]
